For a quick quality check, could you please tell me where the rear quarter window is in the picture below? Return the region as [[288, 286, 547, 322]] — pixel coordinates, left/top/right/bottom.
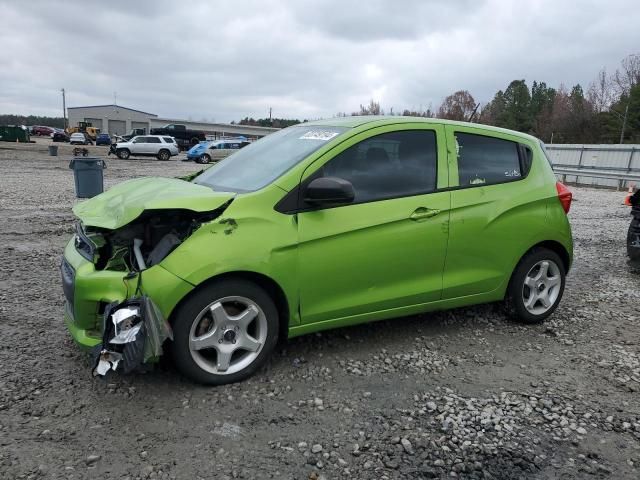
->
[[454, 132, 522, 186], [163, 137, 175, 143]]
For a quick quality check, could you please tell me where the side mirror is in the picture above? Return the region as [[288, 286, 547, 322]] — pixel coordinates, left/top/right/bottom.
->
[[304, 177, 355, 205]]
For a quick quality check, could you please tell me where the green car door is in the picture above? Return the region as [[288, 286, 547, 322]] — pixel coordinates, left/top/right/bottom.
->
[[442, 125, 550, 299], [296, 125, 451, 325]]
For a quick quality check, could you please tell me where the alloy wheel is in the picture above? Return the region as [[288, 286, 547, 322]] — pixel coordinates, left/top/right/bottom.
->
[[188, 296, 268, 375], [522, 260, 561, 315]]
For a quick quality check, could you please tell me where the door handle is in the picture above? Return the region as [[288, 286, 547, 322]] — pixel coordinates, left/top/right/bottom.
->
[[410, 207, 440, 221]]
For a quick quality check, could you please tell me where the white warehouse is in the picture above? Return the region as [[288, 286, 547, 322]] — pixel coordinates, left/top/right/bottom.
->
[[67, 104, 279, 139]]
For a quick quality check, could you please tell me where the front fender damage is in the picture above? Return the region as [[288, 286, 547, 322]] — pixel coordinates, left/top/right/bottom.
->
[[81, 201, 233, 376]]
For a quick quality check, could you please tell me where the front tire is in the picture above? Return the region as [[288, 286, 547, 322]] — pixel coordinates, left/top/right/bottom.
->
[[116, 149, 130, 159], [505, 248, 566, 324], [197, 153, 211, 164], [171, 279, 279, 385]]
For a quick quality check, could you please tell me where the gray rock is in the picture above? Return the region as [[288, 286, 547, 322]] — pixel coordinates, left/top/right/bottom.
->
[[401, 438, 414, 455]]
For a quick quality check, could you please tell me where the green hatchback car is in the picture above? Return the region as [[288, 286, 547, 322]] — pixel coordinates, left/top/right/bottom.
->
[[61, 116, 573, 384]]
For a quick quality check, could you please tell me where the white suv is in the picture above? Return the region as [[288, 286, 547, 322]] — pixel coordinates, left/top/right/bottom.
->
[[113, 135, 179, 161]]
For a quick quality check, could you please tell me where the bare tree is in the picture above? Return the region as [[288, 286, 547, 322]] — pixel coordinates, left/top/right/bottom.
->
[[613, 53, 640, 97], [437, 90, 476, 120], [587, 68, 615, 113], [355, 99, 383, 116]]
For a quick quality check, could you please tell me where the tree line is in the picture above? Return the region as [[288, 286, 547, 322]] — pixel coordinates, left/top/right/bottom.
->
[[4, 53, 638, 144], [0, 114, 65, 129], [342, 53, 640, 144]]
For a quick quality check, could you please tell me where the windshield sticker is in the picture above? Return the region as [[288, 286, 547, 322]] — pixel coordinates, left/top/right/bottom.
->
[[299, 130, 339, 141]]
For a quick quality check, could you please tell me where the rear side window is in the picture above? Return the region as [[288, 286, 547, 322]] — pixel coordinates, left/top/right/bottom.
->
[[320, 130, 438, 203], [147, 137, 161, 143], [455, 133, 521, 186], [163, 137, 174, 143]]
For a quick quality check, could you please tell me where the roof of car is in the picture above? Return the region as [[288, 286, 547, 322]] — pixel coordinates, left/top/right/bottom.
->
[[301, 116, 538, 142]]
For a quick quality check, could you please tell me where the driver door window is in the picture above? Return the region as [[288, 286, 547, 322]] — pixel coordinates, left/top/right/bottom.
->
[[318, 130, 437, 204]]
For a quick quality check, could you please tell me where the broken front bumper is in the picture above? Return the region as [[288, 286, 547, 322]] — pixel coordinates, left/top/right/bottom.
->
[[61, 237, 194, 350]]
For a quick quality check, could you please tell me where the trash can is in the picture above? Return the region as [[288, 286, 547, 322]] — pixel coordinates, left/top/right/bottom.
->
[[69, 157, 106, 198], [48, 145, 58, 156]]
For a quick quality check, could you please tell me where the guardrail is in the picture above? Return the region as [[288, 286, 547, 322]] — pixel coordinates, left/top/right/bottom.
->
[[553, 164, 640, 185], [547, 145, 639, 189]]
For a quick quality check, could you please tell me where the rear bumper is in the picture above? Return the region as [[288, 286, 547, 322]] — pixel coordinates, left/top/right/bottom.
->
[[61, 237, 194, 350]]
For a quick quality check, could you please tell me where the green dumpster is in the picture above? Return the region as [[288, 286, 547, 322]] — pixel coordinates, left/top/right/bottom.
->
[[0, 125, 30, 143], [69, 157, 106, 198]]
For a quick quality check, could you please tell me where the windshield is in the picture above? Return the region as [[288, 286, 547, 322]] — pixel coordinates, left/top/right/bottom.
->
[[195, 125, 348, 192]]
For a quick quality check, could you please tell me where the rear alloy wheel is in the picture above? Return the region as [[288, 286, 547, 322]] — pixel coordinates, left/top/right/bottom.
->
[[197, 153, 211, 164], [157, 149, 170, 161], [171, 280, 279, 385], [116, 149, 130, 159], [505, 248, 566, 324]]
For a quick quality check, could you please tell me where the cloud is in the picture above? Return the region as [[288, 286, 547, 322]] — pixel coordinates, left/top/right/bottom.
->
[[0, 0, 638, 122]]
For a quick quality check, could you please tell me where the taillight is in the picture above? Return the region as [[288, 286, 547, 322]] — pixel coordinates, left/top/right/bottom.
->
[[556, 181, 572, 214]]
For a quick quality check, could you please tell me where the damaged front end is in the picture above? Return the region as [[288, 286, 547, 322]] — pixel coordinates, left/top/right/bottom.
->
[[77, 205, 229, 273], [62, 176, 236, 373], [93, 296, 172, 376]]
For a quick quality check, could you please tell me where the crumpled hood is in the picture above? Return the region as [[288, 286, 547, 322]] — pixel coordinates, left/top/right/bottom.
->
[[73, 177, 235, 229]]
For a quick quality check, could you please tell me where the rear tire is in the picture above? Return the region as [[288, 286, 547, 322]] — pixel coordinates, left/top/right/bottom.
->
[[504, 247, 566, 324], [627, 218, 640, 263], [197, 154, 211, 164], [157, 149, 170, 161], [171, 279, 279, 385], [116, 148, 130, 159]]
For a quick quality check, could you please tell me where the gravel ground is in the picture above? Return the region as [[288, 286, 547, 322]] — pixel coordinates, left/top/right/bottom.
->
[[0, 141, 639, 480]]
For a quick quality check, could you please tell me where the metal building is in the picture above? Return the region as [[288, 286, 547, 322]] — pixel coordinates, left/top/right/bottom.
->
[[67, 104, 158, 136], [67, 104, 279, 139]]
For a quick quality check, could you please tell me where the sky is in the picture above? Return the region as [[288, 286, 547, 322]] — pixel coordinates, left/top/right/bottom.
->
[[0, 0, 638, 123]]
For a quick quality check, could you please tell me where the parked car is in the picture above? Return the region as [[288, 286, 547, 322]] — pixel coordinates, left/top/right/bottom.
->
[[95, 133, 112, 146], [61, 117, 573, 385], [112, 135, 179, 160], [119, 128, 147, 142], [186, 138, 250, 163], [69, 132, 92, 145], [31, 125, 56, 136], [52, 130, 70, 142], [149, 124, 206, 150]]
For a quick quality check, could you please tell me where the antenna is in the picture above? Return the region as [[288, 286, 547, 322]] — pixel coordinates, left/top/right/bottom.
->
[[467, 103, 480, 122]]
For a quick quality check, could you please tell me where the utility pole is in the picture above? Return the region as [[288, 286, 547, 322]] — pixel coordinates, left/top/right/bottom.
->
[[61, 88, 67, 129], [269, 107, 272, 125], [620, 103, 629, 144]]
